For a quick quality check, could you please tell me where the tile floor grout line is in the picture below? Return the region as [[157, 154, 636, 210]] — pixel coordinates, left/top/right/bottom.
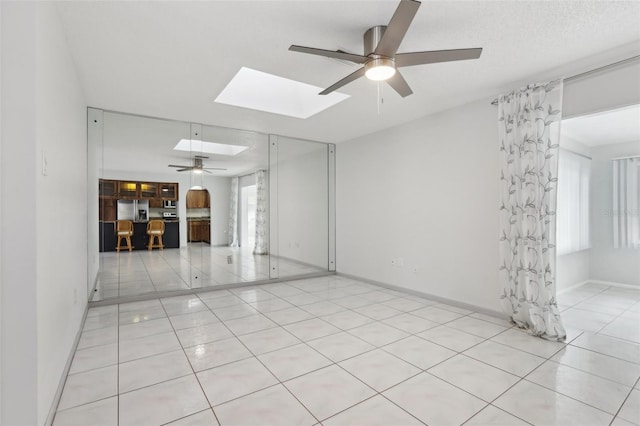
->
[[193, 292, 324, 425], [63, 277, 640, 425], [157, 295, 223, 425]]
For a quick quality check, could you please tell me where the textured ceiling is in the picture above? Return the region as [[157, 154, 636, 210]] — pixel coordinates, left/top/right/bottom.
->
[[56, 1, 640, 144]]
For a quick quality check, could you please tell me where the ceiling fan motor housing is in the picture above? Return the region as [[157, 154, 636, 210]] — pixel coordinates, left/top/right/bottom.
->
[[364, 25, 387, 57]]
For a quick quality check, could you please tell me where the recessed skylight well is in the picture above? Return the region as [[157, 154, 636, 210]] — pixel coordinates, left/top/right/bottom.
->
[[214, 67, 349, 119], [174, 139, 248, 156]]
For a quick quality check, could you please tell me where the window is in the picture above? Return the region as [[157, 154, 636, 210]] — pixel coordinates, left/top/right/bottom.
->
[[557, 149, 591, 255], [613, 157, 640, 249]]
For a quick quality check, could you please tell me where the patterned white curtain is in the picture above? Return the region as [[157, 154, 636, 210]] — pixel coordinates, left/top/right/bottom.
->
[[498, 79, 566, 341], [228, 177, 239, 248], [253, 170, 268, 255], [613, 157, 640, 248]]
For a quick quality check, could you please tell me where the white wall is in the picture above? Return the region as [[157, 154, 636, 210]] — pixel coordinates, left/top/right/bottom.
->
[[337, 98, 502, 312], [35, 3, 88, 423], [0, 2, 3, 421], [1, 3, 38, 424], [1, 2, 87, 424], [203, 175, 231, 246], [277, 137, 328, 270], [556, 137, 592, 291], [337, 53, 640, 313], [591, 140, 640, 286]]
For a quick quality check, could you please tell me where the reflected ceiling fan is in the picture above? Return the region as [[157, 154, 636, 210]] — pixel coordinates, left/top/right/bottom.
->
[[289, 0, 482, 97], [168, 155, 227, 174]]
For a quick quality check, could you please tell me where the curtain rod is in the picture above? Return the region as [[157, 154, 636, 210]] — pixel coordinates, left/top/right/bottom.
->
[[560, 147, 592, 160], [612, 155, 640, 161], [490, 55, 640, 106]]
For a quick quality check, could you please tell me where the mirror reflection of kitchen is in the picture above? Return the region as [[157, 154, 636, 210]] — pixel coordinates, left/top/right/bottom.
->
[[94, 112, 269, 301]]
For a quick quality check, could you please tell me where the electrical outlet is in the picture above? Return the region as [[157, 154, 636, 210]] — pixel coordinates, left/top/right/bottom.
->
[[391, 259, 396, 266]]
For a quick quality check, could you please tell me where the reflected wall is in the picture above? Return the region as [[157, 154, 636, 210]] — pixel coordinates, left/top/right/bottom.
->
[[271, 136, 332, 278]]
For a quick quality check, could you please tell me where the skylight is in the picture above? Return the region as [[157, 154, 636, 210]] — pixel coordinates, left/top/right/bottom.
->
[[214, 67, 349, 119], [173, 139, 248, 156]]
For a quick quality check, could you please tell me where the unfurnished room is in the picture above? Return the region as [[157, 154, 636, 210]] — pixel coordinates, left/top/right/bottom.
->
[[1, 1, 639, 425]]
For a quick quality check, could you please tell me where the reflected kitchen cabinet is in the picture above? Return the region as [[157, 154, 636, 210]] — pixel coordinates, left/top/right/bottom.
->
[[202, 220, 210, 244], [186, 190, 210, 208], [159, 183, 178, 200], [140, 182, 158, 199], [118, 181, 139, 199], [149, 198, 163, 208], [99, 198, 117, 221], [99, 179, 118, 198], [188, 219, 210, 243]]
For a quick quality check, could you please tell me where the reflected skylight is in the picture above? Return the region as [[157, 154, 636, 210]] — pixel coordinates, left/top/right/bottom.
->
[[173, 139, 248, 156]]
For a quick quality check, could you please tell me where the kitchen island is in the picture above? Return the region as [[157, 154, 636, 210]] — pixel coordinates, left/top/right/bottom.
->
[[99, 220, 180, 252]]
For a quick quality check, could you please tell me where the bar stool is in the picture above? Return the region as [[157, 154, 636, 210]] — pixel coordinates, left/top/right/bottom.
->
[[115, 220, 134, 252], [147, 220, 165, 250]]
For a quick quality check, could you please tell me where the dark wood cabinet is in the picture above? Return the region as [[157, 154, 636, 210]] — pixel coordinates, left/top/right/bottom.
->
[[118, 181, 139, 199], [99, 198, 117, 221], [99, 180, 117, 198], [149, 198, 163, 208], [186, 190, 210, 209], [159, 183, 178, 200], [203, 221, 210, 244], [140, 182, 158, 199], [188, 219, 210, 243], [99, 179, 179, 202]]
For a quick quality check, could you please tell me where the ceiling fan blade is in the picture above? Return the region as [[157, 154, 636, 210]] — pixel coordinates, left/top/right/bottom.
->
[[168, 164, 190, 168], [203, 170, 212, 174], [395, 48, 482, 67], [289, 45, 369, 64], [176, 168, 192, 172], [194, 155, 209, 159], [386, 70, 413, 97], [319, 67, 366, 95], [202, 167, 228, 170], [374, 0, 421, 58]]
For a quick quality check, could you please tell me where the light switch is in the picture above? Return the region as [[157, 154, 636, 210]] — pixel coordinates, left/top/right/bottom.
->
[[41, 150, 48, 176]]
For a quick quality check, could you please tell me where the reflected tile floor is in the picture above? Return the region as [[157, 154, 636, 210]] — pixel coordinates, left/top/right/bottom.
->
[[55, 277, 640, 425], [94, 245, 323, 301]]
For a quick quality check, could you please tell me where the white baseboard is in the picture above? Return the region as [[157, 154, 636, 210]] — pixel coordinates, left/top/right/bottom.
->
[[557, 280, 591, 295], [588, 280, 640, 290], [45, 303, 90, 426], [336, 272, 508, 320], [558, 279, 640, 294]]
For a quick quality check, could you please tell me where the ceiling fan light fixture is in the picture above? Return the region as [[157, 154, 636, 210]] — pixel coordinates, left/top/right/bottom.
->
[[192, 168, 203, 175], [364, 58, 396, 81]]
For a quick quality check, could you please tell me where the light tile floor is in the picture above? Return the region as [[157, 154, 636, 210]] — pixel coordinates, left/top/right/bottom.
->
[[95, 245, 324, 301], [55, 278, 640, 425]]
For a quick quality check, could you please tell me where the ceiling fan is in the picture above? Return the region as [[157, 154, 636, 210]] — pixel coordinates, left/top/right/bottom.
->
[[168, 155, 227, 174], [289, 0, 482, 97]]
